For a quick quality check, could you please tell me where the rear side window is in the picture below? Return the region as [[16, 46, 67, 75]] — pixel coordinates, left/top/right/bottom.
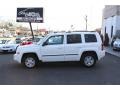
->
[[84, 34, 97, 42], [67, 34, 82, 44]]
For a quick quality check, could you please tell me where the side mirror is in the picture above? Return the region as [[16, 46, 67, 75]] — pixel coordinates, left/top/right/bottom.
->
[[42, 41, 48, 46]]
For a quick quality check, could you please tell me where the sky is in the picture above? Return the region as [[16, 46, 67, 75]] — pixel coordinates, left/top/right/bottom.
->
[[0, 0, 120, 31]]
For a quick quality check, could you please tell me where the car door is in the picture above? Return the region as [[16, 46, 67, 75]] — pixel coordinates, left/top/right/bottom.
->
[[41, 35, 65, 62], [64, 34, 82, 61]]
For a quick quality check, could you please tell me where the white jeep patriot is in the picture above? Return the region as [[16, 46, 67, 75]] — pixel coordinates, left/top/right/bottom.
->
[[14, 31, 105, 68]]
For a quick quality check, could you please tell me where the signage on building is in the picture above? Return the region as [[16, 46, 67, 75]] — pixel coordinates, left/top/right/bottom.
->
[[17, 8, 43, 23]]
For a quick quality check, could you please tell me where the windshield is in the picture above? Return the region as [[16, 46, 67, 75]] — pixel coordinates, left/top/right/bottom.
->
[[0, 40, 8, 44], [36, 35, 48, 45], [33, 37, 43, 42], [116, 38, 120, 41], [6, 40, 15, 44]]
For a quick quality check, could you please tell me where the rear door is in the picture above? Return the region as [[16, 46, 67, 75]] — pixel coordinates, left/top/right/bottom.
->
[[64, 34, 82, 61]]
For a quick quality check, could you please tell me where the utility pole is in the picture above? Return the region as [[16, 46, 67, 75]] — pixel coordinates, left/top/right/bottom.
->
[[85, 15, 87, 31], [29, 22, 34, 40], [71, 25, 74, 31]]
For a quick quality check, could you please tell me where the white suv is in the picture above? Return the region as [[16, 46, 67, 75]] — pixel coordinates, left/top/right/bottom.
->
[[14, 31, 105, 68]]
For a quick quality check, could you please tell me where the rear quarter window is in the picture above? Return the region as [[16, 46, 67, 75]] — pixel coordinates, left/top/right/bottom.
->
[[84, 34, 97, 43]]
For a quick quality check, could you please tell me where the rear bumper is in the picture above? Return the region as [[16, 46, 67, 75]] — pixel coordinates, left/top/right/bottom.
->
[[98, 50, 105, 60]]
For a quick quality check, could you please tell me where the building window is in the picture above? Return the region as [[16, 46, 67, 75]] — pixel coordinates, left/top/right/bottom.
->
[[111, 26, 113, 38]]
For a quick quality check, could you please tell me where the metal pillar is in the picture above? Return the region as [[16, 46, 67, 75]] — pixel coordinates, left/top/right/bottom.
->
[[29, 22, 34, 40], [85, 15, 87, 31]]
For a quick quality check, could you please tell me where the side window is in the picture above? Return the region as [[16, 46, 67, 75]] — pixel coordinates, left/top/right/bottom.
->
[[84, 34, 97, 42], [67, 34, 82, 44], [46, 35, 64, 45]]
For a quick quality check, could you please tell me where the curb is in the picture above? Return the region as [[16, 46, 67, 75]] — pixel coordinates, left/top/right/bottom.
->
[[105, 48, 120, 58]]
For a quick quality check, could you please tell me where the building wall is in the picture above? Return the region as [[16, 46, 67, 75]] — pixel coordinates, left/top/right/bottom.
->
[[102, 15, 120, 42], [116, 16, 120, 31], [103, 5, 118, 19], [117, 6, 120, 15], [102, 5, 120, 43], [102, 16, 117, 42]]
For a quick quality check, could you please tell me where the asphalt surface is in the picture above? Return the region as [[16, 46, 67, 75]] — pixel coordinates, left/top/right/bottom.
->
[[0, 53, 120, 85]]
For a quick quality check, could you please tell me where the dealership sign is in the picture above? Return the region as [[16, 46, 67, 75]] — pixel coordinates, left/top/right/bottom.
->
[[17, 8, 43, 23]]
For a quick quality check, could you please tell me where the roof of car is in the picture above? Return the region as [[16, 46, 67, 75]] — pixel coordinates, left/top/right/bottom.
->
[[48, 31, 98, 35]]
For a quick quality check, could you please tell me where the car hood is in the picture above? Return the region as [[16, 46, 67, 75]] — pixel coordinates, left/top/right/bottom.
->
[[2, 44, 19, 47], [114, 41, 120, 44], [17, 44, 39, 52]]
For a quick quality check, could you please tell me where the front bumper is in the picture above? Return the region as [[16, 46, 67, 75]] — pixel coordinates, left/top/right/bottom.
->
[[13, 53, 22, 63], [113, 47, 120, 50], [1, 48, 16, 52]]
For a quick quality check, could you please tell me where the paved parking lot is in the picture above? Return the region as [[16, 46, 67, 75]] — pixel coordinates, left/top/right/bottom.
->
[[105, 46, 120, 57], [0, 53, 120, 85]]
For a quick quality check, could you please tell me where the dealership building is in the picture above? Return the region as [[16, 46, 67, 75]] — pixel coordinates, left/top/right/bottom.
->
[[102, 5, 120, 42]]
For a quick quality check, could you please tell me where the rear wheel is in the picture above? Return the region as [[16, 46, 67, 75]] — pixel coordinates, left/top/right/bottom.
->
[[81, 53, 96, 67], [22, 54, 38, 68]]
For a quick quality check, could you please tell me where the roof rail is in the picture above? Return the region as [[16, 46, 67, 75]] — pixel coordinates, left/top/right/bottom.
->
[[50, 30, 96, 33], [66, 30, 96, 33], [73, 30, 96, 32]]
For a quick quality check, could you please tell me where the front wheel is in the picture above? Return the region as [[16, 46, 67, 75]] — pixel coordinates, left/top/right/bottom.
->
[[81, 54, 96, 67], [22, 55, 38, 68]]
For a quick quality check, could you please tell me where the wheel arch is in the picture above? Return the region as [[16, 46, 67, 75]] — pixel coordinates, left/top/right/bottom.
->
[[21, 52, 39, 63], [80, 51, 98, 61]]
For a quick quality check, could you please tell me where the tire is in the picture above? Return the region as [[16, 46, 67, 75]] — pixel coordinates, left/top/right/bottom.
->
[[22, 54, 38, 68], [81, 53, 96, 67]]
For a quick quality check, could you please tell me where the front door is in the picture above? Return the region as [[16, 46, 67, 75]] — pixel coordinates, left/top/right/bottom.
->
[[41, 35, 64, 62]]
